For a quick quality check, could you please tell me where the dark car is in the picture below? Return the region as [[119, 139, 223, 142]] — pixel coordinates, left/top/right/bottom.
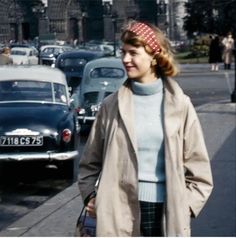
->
[[55, 49, 105, 94], [0, 65, 80, 178], [40, 45, 73, 66], [73, 57, 126, 132]]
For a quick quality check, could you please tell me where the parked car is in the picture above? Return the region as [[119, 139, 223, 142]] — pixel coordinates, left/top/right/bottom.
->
[[0, 65, 80, 178], [84, 43, 114, 56], [9, 43, 39, 56], [10, 47, 38, 65], [55, 49, 105, 94], [73, 57, 126, 132], [39, 45, 73, 66]]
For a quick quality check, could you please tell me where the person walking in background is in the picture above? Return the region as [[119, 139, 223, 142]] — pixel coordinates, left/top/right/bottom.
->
[[222, 33, 234, 70], [78, 20, 213, 237], [0, 47, 13, 65], [209, 35, 222, 71]]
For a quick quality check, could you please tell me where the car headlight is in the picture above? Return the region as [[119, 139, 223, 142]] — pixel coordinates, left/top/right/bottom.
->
[[77, 107, 86, 114], [90, 104, 101, 112]]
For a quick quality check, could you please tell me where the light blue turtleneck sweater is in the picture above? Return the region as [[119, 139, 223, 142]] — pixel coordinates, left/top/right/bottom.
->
[[131, 79, 166, 203]]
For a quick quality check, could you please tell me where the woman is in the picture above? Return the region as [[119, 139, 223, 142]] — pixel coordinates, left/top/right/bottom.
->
[[222, 33, 234, 70], [208, 35, 222, 71], [78, 21, 213, 237]]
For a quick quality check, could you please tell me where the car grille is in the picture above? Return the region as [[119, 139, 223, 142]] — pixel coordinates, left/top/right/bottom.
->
[[41, 59, 53, 66]]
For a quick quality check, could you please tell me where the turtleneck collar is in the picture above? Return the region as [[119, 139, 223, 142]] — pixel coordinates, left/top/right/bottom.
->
[[131, 78, 163, 95]]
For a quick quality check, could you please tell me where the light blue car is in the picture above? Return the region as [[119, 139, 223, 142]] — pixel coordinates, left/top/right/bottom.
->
[[71, 57, 127, 132]]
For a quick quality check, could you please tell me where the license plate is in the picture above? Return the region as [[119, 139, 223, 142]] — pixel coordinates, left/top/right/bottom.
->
[[0, 136, 43, 146]]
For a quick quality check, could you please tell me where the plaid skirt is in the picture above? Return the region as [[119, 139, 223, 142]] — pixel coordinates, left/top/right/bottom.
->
[[140, 201, 164, 237]]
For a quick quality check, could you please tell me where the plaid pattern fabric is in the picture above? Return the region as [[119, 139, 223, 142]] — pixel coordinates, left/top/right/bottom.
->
[[140, 201, 164, 237]]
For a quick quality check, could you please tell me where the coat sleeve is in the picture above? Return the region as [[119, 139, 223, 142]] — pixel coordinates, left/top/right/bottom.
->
[[78, 105, 106, 204], [183, 98, 213, 218]]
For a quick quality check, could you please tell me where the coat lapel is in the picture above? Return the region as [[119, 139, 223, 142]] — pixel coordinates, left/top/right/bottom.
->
[[163, 78, 183, 137], [118, 81, 138, 153]]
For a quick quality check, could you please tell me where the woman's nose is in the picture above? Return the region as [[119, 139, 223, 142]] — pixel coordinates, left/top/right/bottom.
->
[[122, 53, 130, 63]]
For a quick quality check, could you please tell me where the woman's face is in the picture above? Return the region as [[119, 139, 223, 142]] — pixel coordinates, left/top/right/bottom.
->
[[121, 43, 156, 83]]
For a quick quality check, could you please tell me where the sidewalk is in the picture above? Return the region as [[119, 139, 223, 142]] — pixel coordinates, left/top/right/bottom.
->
[[179, 63, 235, 74], [0, 101, 235, 237]]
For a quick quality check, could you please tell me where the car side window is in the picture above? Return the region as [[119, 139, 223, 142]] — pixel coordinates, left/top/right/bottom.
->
[[54, 83, 67, 103]]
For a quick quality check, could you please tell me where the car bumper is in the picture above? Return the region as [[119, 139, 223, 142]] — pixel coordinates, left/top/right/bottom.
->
[[0, 150, 79, 161], [78, 115, 95, 124]]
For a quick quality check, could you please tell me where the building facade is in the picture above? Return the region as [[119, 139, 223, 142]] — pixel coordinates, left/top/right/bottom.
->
[[0, 0, 187, 44]]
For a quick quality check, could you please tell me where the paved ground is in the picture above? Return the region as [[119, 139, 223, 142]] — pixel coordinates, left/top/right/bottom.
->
[[0, 64, 235, 237]]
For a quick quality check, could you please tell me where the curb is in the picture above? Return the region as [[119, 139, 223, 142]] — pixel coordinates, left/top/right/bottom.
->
[[0, 182, 83, 237]]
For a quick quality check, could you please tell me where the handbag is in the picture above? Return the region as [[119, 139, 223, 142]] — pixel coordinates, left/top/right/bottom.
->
[[75, 205, 96, 237]]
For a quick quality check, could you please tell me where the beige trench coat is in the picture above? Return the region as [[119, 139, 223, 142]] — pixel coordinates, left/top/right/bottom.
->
[[78, 78, 213, 237]]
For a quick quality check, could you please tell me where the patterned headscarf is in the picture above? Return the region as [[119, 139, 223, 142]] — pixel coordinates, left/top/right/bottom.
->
[[128, 22, 161, 55]]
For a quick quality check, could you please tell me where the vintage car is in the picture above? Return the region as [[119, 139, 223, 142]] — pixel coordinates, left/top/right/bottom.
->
[[0, 65, 80, 178], [73, 57, 127, 132], [10, 47, 39, 65], [39, 44, 73, 66], [55, 49, 105, 94]]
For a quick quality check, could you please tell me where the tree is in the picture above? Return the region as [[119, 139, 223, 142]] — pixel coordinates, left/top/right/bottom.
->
[[183, 0, 236, 38]]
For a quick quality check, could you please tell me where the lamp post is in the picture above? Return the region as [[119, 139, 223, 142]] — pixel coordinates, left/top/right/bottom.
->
[[111, 12, 117, 57], [231, 48, 236, 102], [156, 0, 168, 35], [32, 3, 46, 64]]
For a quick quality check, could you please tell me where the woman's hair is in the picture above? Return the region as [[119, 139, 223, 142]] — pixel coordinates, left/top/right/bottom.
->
[[121, 20, 179, 77]]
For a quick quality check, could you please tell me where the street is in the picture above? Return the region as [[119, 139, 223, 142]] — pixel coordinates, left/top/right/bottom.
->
[[0, 64, 235, 236]]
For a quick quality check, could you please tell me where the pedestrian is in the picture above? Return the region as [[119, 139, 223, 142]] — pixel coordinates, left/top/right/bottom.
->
[[0, 47, 13, 65], [222, 33, 234, 70], [208, 35, 222, 71], [78, 20, 213, 237]]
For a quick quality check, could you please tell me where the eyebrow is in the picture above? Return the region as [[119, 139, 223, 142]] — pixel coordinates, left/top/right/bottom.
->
[[121, 47, 139, 53]]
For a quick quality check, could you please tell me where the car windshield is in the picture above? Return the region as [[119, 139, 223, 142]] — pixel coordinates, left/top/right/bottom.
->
[[58, 58, 88, 72], [42, 47, 63, 54], [0, 80, 68, 104], [89, 67, 125, 80], [11, 50, 27, 56]]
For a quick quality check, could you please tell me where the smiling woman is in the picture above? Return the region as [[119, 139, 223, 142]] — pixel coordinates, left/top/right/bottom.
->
[[78, 20, 213, 237]]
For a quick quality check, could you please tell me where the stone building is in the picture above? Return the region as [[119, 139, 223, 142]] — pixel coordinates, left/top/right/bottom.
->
[[0, 0, 38, 43], [47, 0, 103, 43], [0, 0, 187, 44]]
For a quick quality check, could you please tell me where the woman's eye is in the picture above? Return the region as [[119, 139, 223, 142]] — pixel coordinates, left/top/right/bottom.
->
[[130, 51, 138, 56]]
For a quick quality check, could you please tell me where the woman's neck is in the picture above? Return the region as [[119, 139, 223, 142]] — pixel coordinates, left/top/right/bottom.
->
[[134, 70, 158, 84]]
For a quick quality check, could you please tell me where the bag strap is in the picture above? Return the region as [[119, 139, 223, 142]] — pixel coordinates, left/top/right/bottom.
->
[[77, 205, 87, 226]]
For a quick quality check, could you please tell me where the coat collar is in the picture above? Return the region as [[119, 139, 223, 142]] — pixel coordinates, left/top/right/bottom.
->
[[117, 78, 185, 151]]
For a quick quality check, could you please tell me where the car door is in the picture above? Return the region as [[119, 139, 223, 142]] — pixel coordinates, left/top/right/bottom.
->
[[28, 49, 38, 65]]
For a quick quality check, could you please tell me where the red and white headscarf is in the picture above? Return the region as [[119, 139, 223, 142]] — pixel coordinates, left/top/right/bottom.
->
[[128, 22, 161, 55]]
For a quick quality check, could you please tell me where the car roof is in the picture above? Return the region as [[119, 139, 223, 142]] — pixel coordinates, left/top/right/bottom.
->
[[83, 57, 125, 71], [57, 49, 105, 58], [40, 44, 72, 50], [11, 47, 32, 52], [0, 65, 67, 84]]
